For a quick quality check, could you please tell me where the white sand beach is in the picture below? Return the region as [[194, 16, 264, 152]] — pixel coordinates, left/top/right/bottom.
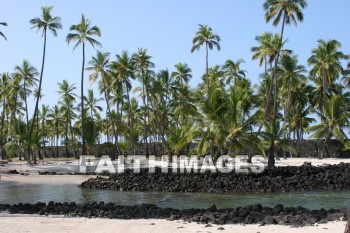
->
[[0, 213, 347, 233], [1, 157, 350, 175]]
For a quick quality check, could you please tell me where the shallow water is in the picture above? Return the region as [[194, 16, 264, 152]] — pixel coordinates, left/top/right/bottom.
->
[[0, 182, 349, 210]]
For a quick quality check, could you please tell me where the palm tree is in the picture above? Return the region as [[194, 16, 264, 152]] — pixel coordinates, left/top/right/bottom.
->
[[48, 105, 61, 157], [84, 89, 103, 121], [205, 65, 224, 88], [28, 6, 62, 162], [7, 74, 24, 159], [171, 63, 192, 85], [264, 0, 307, 167], [0, 22, 7, 40], [66, 14, 101, 155], [306, 95, 349, 158], [279, 54, 307, 132], [132, 48, 155, 155], [0, 73, 10, 160], [264, 0, 307, 38], [191, 24, 221, 94], [110, 51, 135, 149], [58, 80, 77, 157], [14, 60, 38, 164], [38, 104, 50, 158], [87, 50, 121, 155], [222, 59, 247, 86], [14, 60, 39, 127], [308, 39, 348, 115], [263, 120, 297, 160], [252, 33, 291, 118]]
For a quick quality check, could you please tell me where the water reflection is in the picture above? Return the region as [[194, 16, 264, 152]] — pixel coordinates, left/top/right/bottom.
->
[[0, 182, 349, 210]]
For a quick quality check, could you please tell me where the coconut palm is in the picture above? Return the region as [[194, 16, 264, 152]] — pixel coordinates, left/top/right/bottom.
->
[[171, 63, 192, 85], [14, 60, 39, 127], [87, 50, 121, 155], [58, 80, 77, 157], [205, 65, 224, 88], [132, 48, 155, 155], [48, 105, 61, 157], [289, 83, 315, 140], [28, 6, 62, 161], [191, 24, 221, 93], [38, 104, 50, 158], [264, 0, 307, 38], [264, 0, 307, 167], [308, 39, 348, 115], [279, 54, 307, 130], [252, 33, 291, 118], [66, 14, 101, 155], [84, 89, 103, 121], [14, 60, 39, 164], [306, 95, 350, 157], [0, 73, 10, 160], [222, 59, 247, 86], [58, 79, 77, 102], [0, 22, 7, 40], [263, 120, 297, 160], [110, 51, 135, 148]]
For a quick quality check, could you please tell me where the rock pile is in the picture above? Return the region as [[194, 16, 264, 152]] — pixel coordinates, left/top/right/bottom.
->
[[0, 202, 348, 226], [79, 163, 350, 193]]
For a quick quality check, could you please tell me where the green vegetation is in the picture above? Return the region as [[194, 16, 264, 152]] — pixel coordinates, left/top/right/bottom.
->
[[0, 1, 350, 167]]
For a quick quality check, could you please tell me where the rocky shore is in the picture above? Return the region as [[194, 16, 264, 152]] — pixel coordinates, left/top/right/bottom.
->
[[79, 163, 350, 193], [0, 202, 349, 227]]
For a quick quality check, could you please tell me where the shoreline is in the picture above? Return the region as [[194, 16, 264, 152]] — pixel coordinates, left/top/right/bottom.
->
[[0, 213, 347, 233], [1, 158, 350, 232]]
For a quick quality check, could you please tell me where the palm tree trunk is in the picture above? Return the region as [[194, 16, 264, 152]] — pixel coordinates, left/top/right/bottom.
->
[[264, 63, 274, 118], [103, 87, 121, 156], [65, 120, 69, 156], [206, 42, 209, 95], [125, 84, 134, 150], [56, 123, 59, 157], [322, 72, 327, 119], [81, 42, 86, 155], [0, 98, 8, 160], [23, 81, 31, 164], [42, 119, 48, 158], [141, 75, 149, 156], [27, 29, 47, 165], [13, 93, 22, 160], [268, 14, 286, 168]]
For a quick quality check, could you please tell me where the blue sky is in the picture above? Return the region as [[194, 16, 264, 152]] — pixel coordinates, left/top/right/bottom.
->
[[1, 1, 350, 113]]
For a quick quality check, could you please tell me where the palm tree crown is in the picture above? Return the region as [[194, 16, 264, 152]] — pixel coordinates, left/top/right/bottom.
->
[[0, 22, 8, 40], [308, 39, 348, 114], [191, 24, 221, 94], [66, 14, 101, 50], [264, 0, 307, 29], [30, 6, 62, 37]]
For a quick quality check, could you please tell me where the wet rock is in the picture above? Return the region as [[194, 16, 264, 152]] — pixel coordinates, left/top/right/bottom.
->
[[273, 204, 284, 214], [7, 169, 19, 174], [38, 171, 49, 175], [264, 216, 276, 225]]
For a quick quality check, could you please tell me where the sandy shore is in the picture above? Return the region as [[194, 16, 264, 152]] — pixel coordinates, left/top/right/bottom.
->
[[0, 174, 94, 184], [0, 213, 346, 233], [1, 158, 350, 175]]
